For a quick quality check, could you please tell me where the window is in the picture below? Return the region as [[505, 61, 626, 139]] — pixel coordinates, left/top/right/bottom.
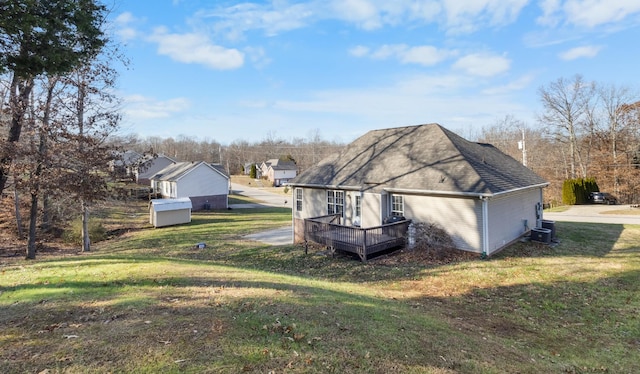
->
[[355, 195, 361, 218], [295, 188, 303, 212], [391, 195, 404, 216], [327, 190, 344, 215]]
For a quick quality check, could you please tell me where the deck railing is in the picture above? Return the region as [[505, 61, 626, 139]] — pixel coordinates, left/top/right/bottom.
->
[[303, 214, 410, 261]]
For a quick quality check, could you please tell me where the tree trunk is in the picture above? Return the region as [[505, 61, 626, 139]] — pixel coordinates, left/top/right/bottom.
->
[[14, 187, 23, 239], [81, 199, 91, 252], [26, 192, 38, 260], [0, 75, 34, 196], [42, 192, 51, 233]]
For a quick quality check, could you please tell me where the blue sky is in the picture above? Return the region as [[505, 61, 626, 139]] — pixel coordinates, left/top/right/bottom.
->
[[109, 0, 640, 145]]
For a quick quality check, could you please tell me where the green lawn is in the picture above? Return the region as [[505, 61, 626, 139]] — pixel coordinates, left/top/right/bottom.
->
[[1, 203, 639, 373]]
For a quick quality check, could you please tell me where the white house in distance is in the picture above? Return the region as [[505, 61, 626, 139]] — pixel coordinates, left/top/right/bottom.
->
[[288, 124, 549, 257], [260, 159, 298, 186], [150, 161, 229, 211]]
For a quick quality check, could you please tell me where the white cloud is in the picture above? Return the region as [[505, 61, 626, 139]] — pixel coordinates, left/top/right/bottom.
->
[[329, 0, 381, 30], [124, 95, 191, 120], [453, 53, 511, 77], [199, 0, 529, 39], [536, 0, 562, 27], [148, 27, 244, 70], [563, 0, 640, 27], [244, 46, 271, 69], [113, 12, 140, 41], [202, 2, 314, 40], [349, 45, 370, 57], [354, 44, 454, 66], [400, 45, 455, 66], [441, 0, 529, 33], [481, 74, 536, 95], [559, 45, 602, 60]]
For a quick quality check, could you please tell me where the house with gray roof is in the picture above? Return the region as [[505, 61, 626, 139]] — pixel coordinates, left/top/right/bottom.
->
[[260, 158, 298, 186], [135, 154, 177, 186], [288, 123, 549, 257], [150, 161, 229, 211]]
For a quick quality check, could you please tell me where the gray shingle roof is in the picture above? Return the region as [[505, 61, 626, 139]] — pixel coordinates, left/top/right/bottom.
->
[[289, 124, 548, 195], [151, 161, 229, 181]]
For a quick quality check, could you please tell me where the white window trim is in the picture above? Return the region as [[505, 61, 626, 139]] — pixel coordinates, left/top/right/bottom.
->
[[391, 195, 404, 217], [295, 188, 303, 212], [327, 190, 345, 216]]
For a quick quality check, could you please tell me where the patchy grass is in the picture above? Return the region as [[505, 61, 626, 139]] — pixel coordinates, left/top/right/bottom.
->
[[1, 202, 639, 373]]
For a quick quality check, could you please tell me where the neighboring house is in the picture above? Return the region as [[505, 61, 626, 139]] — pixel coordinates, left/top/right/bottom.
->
[[135, 154, 177, 185], [149, 198, 192, 228], [260, 159, 298, 186], [244, 162, 260, 176], [288, 124, 549, 257], [150, 161, 229, 211], [109, 150, 142, 179]]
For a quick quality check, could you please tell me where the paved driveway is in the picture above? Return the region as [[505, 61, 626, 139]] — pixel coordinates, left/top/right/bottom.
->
[[543, 204, 640, 225], [231, 182, 293, 245], [230, 182, 292, 208]]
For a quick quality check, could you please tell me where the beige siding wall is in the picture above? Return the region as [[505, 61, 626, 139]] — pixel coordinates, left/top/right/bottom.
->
[[152, 209, 191, 228], [402, 194, 482, 252], [293, 188, 326, 220], [361, 192, 382, 228], [486, 189, 541, 254], [292, 187, 325, 241]]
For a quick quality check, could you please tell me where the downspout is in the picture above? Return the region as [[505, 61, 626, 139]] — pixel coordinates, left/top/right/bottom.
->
[[480, 196, 489, 258]]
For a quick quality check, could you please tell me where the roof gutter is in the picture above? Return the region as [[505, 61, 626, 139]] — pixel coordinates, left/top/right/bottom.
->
[[288, 182, 550, 198], [384, 182, 549, 199], [284, 182, 363, 191]]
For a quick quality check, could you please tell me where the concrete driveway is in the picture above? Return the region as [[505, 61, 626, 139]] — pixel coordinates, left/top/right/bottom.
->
[[543, 204, 640, 225], [231, 182, 293, 245], [230, 182, 292, 209]]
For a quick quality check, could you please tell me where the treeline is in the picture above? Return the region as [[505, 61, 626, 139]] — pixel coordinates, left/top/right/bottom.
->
[[477, 75, 640, 204], [109, 130, 345, 175], [0, 0, 118, 258]]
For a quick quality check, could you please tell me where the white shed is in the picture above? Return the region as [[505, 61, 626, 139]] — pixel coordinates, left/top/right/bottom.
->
[[149, 198, 193, 228]]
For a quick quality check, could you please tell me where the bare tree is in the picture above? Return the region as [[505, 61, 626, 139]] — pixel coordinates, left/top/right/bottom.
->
[[597, 83, 638, 196], [538, 75, 596, 179]]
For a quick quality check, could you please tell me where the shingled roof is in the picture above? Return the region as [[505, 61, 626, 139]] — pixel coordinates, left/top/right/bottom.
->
[[151, 161, 229, 181], [289, 124, 548, 196]]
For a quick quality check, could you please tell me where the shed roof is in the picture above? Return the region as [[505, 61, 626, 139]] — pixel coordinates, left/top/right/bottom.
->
[[289, 123, 548, 196], [150, 198, 193, 212]]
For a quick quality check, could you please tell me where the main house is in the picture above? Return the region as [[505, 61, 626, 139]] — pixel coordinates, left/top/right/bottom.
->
[[260, 159, 298, 186], [288, 124, 549, 257], [150, 161, 229, 211]]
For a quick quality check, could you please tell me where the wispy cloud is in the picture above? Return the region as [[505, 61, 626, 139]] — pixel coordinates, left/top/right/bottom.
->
[[147, 27, 244, 70], [453, 53, 511, 77], [124, 95, 191, 120], [481, 74, 536, 95], [113, 12, 141, 41], [559, 45, 602, 60], [441, 0, 529, 33], [199, 0, 531, 39], [352, 44, 456, 66], [563, 0, 640, 28]]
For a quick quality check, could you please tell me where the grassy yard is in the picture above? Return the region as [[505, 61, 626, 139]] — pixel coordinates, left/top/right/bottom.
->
[[1, 202, 639, 373]]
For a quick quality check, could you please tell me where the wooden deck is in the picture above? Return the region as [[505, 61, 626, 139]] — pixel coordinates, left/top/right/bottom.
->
[[303, 214, 411, 261]]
